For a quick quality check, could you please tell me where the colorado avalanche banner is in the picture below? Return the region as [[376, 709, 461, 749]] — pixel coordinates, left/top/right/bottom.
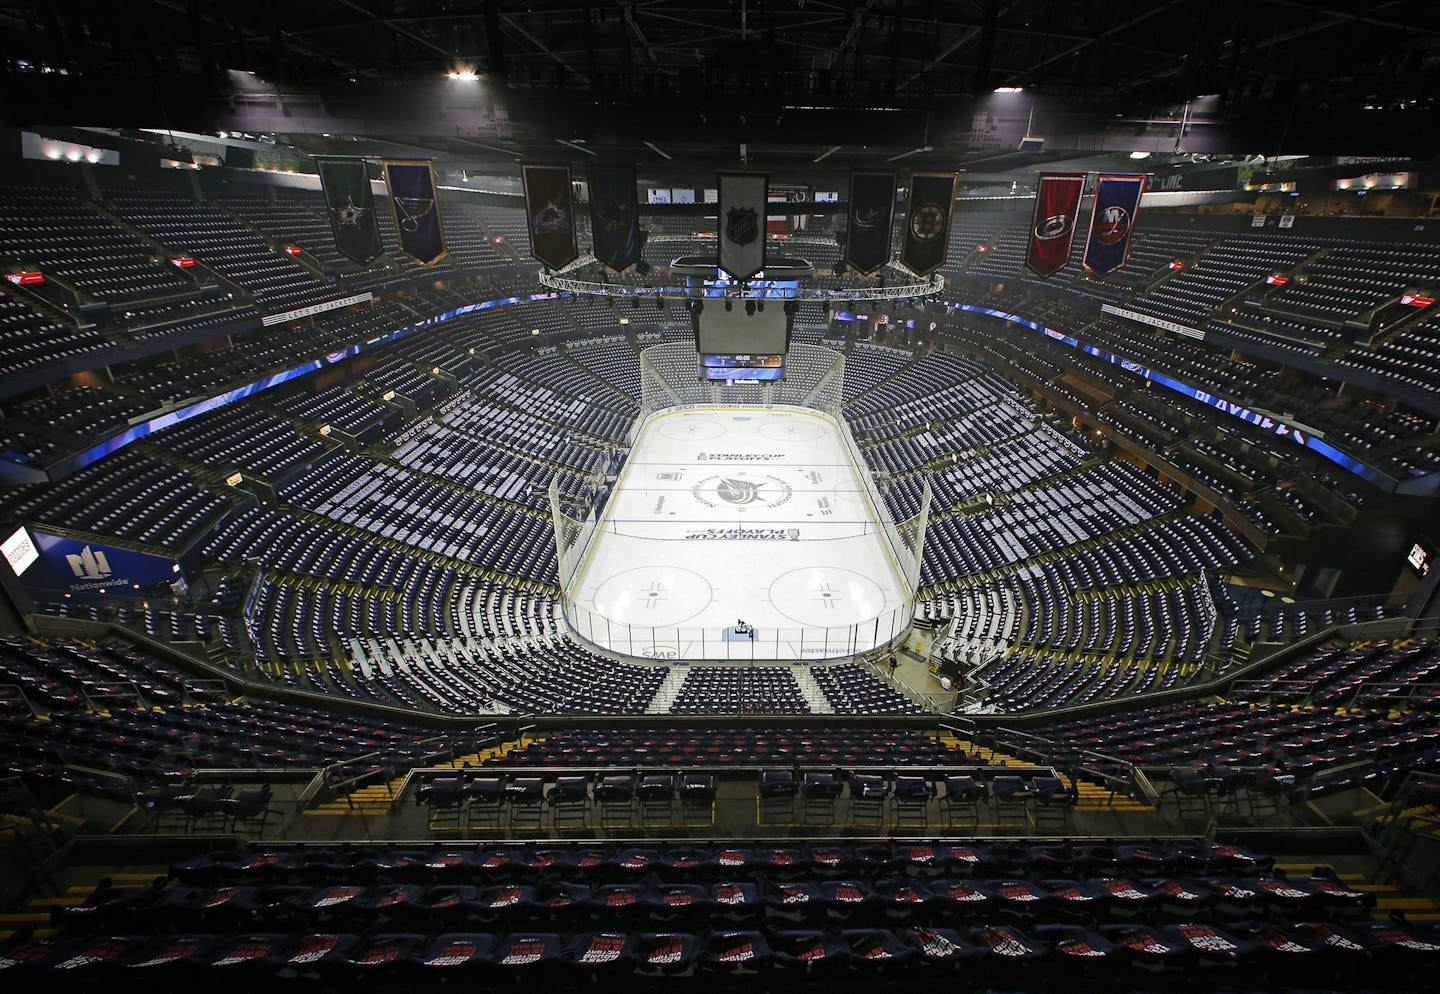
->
[[900, 171, 958, 277], [587, 163, 641, 272], [1083, 173, 1148, 277], [316, 157, 382, 266], [717, 172, 768, 281], [382, 160, 447, 266], [845, 169, 897, 275], [521, 163, 579, 269], [1026, 172, 1087, 277]]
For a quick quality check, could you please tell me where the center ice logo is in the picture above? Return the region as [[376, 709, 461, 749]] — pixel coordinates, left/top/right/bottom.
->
[[691, 473, 794, 510], [715, 477, 764, 505]]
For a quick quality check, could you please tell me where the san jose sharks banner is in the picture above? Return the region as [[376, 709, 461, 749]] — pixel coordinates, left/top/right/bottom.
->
[[1026, 171, 1088, 277], [900, 171, 958, 277], [315, 156, 382, 266], [1083, 173, 1148, 277], [521, 163, 579, 270], [587, 163, 641, 272], [383, 159, 447, 266], [717, 172, 768, 281], [845, 169, 897, 276]]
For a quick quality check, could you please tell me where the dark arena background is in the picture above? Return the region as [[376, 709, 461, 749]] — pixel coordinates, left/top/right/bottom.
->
[[2, 2, 1440, 990]]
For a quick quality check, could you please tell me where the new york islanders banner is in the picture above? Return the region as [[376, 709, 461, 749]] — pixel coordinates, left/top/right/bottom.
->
[[383, 160, 447, 266], [587, 163, 641, 272], [1026, 172, 1087, 277], [900, 171, 957, 277], [717, 172, 768, 281], [316, 157, 382, 266], [845, 169, 897, 276], [1083, 173, 1148, 277], [522, 163, 579, 269]]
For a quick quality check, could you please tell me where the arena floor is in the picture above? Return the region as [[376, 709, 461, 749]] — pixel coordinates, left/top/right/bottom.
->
[[565, 405, 913, 661]]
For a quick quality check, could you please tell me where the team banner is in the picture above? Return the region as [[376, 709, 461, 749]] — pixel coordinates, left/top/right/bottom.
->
[[22, 531, 180, 599], [315, 156, 382, 266], [1026, 171, 1088, 277], [521, 163, 579, 269], [717, 172, 768, 281], [587, 163, 642, 272], [382, 160, 447, 266], [1083, 173, 1148, 277], [900, 171, 958, 277], [845, 169, 897, 275]]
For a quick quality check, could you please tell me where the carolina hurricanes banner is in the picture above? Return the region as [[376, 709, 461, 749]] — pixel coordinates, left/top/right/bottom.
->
[[1026, 172, 1087, 277], [522, 163, 579, 269], [1083, 173, 1148, 277], [587, 163, 641, 272], [845, 169, 897, 276], [717, 172, 768, 281], [900, 171, 957, 277], [316, 157, 382, 266], [383, 160, 447, 266]]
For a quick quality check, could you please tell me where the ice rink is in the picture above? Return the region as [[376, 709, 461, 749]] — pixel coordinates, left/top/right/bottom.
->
[[564, 405, 914, 660]]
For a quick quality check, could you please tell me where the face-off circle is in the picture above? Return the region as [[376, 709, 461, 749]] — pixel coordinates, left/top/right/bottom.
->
[[769, 567, 889, 628], [591, 566, 714, 627]]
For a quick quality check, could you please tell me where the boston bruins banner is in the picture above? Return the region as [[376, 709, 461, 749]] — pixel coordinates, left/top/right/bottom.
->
[[587, 163, 641, 272], [1026, 171, 1087, 277], [900, 171, 957, 277], [845, 169, 897, 276], [521, 162, 579, 270], [1083, 173, 1148, 277], [316, 156, 382, 266], [382, 159, 447, 266], [717, 171, 768, 281]]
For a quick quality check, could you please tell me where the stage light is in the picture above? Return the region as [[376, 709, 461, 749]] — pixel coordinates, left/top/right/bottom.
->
[[994, 85, 1023, 93], [447, 69, 480, 82]]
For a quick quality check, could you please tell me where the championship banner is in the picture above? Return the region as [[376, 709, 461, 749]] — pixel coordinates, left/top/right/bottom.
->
[[383, 160, 447, 266], [899, 171, 957, 277], [521, 163, 579, 269], [587, 163, 641, 272], [717, 172, 768, 281], [1083, 173, 1148, 277], [845, 169, 897, 276], [1026, 172, 1087, 277], [315, 157, 382, 266]]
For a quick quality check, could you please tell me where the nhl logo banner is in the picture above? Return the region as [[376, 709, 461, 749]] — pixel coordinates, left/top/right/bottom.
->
[[717, 172, 768, 281], [316, 157, 382, 266], [845, 169, 897, 276], [383, 160, 447, 266], [900, 171, 957, 277], [522, 163, 579, 269], [587, 163, 641, 272], [1083, 173, 1148, 277], [1026, 172, 1087, 277]]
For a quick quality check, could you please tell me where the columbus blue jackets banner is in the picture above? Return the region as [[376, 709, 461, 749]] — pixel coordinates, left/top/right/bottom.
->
[[521, 163, 579, 269], [21, 531, 180, 599], [845, 169, 897, 276], [717, 172, 768, 281], [315, 157, 382, 266], [1026, 172, 1088, 277], [1083, 173, 1148, 277], [383, 160, 447, 266], [587, 163, 641, 272], [900, 171, 958, 277]]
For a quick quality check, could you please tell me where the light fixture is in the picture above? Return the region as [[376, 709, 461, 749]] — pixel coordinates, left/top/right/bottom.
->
[[447, 69, 479, 81], [994, 86, 1024, 93], [1128, 150, 1151, 160]]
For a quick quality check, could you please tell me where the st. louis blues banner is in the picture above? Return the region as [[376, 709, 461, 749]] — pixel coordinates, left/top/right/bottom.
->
[[1026, 172, 1087, 277], [900, 171, 957, 277], [845, 169, 897, 276], [383, 159, 447, 266], [521, 163, 579, 269], [1083, 173, 1148, 277], [717, 172, 768, 281], [316, 157, 382, 266], [587, 163, 641, 272]]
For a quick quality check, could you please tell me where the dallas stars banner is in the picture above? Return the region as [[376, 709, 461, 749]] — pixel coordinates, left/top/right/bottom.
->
[[315, 157, 382, 266], [1026, 172, 1087, 277], [587, 163, 641, 272], [845, 169, 897, 276], [717, 172, 768, 281], [383, 159, 447, 266], [521, 162, 579, 270], [1083, 173, 1148, 277], [900, 171, 958, 277]]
